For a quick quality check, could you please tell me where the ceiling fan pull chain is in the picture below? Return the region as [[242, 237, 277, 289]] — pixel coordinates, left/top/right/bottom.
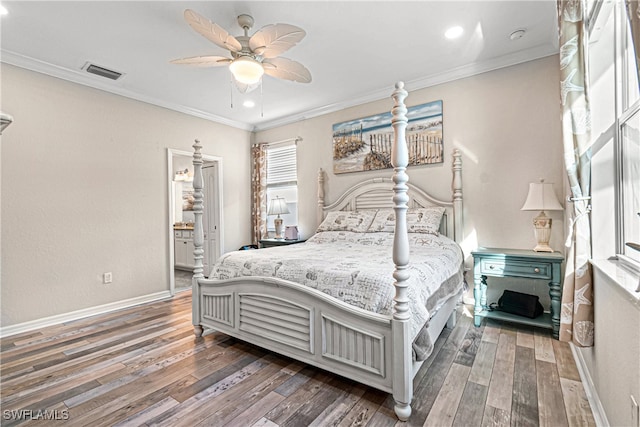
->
[[230, 75, 234, 109], [260, 79, 264, 118]]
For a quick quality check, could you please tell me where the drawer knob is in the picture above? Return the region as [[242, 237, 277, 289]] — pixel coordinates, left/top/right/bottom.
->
[[489, 265, 495, 269], [534, 267, 540, 273]]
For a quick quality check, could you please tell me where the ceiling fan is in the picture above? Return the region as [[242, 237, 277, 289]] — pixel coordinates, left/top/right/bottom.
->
[[171, 9, 312, 92]]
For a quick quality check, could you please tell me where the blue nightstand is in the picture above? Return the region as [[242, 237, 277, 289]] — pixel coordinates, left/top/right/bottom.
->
[[471, 247, 564, 338]]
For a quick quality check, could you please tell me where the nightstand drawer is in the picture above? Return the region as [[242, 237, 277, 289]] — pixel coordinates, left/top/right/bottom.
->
[[480, 259, 552, 279]]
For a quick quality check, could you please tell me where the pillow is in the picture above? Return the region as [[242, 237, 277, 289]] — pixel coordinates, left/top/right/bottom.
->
[[368, 207, 445, 234], [407, 207, 445, 234], [368, 209, 396, 233], [316, 210, 377, 233]]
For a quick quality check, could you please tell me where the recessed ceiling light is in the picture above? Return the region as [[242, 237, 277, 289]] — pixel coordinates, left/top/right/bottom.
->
[[510, 29, 526, 41], [445, 26, 464, 39], [0, 5, 9, 15], [243, 100, 255, 108]]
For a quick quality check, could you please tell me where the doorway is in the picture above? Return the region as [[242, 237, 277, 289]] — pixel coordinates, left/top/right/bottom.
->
[[167, 148, 223, 295]]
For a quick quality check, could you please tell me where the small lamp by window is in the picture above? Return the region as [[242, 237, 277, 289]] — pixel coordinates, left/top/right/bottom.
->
[[268, 196, 290, 239], [521, 179, 563, 252]]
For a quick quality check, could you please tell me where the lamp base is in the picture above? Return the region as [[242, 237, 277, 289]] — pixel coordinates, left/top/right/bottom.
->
[[533, 243, 554, 253], [274, 217, 284, 240], [532, 211, 554, 252]]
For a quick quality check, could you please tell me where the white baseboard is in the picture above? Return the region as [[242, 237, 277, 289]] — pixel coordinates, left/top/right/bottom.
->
[[0, 291, 173, 338], [570, 343, 609, 427]]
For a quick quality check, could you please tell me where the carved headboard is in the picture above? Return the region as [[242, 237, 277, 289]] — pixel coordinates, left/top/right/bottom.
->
[[317, 150, 463, 242]]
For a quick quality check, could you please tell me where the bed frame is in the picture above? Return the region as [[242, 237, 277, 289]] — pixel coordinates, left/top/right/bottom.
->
[[190, 82, 463, 420]]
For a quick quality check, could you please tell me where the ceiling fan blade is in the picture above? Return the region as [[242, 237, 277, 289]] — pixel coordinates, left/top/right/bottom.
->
[[262, 57, 312, 83], [184, 9, 242, 53], [170, 55, 231, 67], [249, 24, 306, 58]]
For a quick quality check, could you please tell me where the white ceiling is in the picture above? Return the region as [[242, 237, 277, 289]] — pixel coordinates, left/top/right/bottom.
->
[[0, 1, 559, 131]]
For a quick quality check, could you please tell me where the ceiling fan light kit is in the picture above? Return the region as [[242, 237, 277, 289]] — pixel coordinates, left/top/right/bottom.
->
[[171, 9, 311, 108], [229, 56, 264, 85]]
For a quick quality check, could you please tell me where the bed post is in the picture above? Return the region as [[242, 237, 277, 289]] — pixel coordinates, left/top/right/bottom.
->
[[452, 149, 463, 243], [390, 82, 412, 421], [317, 168, 325, 227], [192, 139, 204, 337]]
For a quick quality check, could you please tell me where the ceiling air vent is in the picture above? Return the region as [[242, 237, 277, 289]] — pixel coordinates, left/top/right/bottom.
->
[[82, 62, 124, 81]]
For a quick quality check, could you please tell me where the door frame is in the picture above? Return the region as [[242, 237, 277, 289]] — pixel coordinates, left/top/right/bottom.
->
[[167, 148, 224, 296]]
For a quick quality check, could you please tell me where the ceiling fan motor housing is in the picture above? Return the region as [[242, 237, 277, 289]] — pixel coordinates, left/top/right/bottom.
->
[[237, 14, 254, 32]]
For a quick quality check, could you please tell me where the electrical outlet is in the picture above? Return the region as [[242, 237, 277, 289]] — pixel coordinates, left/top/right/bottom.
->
[[103, 272, 113, 284], [631, 395, 639, 427]]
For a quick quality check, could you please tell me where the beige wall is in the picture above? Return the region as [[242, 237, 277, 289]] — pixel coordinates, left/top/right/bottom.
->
[[1, 56, 565, 327], [1, 64, 252, 326], [257, 55, 565, 305], [587, 264, 640, 427]]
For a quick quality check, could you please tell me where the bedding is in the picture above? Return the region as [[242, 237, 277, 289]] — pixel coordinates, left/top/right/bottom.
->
[[209, 230, 464, 360]]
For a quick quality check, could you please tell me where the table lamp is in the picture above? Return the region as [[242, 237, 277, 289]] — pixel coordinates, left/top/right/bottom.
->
[[521, 179, 563, 252], [268, 196, 290, 239]]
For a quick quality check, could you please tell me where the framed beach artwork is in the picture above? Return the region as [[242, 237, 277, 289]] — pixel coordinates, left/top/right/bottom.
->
[[332, 100, 443, 174]]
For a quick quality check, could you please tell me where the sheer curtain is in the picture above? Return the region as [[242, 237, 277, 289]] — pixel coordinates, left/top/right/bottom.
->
[[557, 0, 594, 347], [251, 143, 268, 245]]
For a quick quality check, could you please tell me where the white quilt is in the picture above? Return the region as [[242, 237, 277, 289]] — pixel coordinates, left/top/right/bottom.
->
[[209, 230, 464, 355]]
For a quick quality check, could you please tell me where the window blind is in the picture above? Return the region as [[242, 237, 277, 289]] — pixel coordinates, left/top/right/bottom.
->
[[267, 144, 297, 186]]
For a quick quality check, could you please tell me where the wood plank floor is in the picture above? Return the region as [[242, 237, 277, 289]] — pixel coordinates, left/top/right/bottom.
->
[[0, 291, 595, 426]]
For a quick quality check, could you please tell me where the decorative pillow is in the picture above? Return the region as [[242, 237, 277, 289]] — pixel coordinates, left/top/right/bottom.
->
[[368, 207, 445, 234], [368, 209, 396, 233], [407, 207, 445, 234], [316, 210, 377, 233]]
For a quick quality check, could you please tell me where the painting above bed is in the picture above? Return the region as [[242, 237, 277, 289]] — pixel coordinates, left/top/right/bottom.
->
[[332, 100, 443, 174]]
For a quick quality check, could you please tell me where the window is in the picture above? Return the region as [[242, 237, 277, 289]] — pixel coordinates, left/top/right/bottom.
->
[[620, 108, 640, 264], [265, 143, 298, 232], [617, 2, 640, 267]]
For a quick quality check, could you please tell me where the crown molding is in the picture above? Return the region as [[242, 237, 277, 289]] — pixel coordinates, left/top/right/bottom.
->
[[253, 45, 558, 132], [0, 50, 254, 132], [2, 45, 558, 134]]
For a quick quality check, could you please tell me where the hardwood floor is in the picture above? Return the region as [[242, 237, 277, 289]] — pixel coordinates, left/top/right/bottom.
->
[[0, 292, 595, 426]]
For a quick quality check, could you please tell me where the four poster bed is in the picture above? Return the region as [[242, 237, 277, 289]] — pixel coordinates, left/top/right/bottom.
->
[[189, 82, 464, 420]]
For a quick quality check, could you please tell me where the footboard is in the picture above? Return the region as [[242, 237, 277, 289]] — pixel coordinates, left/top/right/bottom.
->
[[194, 276, 395, 392]]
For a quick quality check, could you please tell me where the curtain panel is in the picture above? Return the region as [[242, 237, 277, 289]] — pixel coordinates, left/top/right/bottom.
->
[[626, 0, 640, 86], [557, 0, 594, 347], [251, 143, 268, 245]]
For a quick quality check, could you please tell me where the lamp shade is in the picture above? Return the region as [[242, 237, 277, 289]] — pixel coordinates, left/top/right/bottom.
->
[[521, 181, 563, 211], [229, 56, 264, 85], [268, 197, 290, 216]]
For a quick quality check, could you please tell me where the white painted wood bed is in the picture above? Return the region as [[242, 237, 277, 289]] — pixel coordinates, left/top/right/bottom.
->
[[190, 82, 463, 420]]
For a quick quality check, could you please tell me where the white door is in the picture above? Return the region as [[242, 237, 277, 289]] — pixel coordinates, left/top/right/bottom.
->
[[202, 162, 221, 276]]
